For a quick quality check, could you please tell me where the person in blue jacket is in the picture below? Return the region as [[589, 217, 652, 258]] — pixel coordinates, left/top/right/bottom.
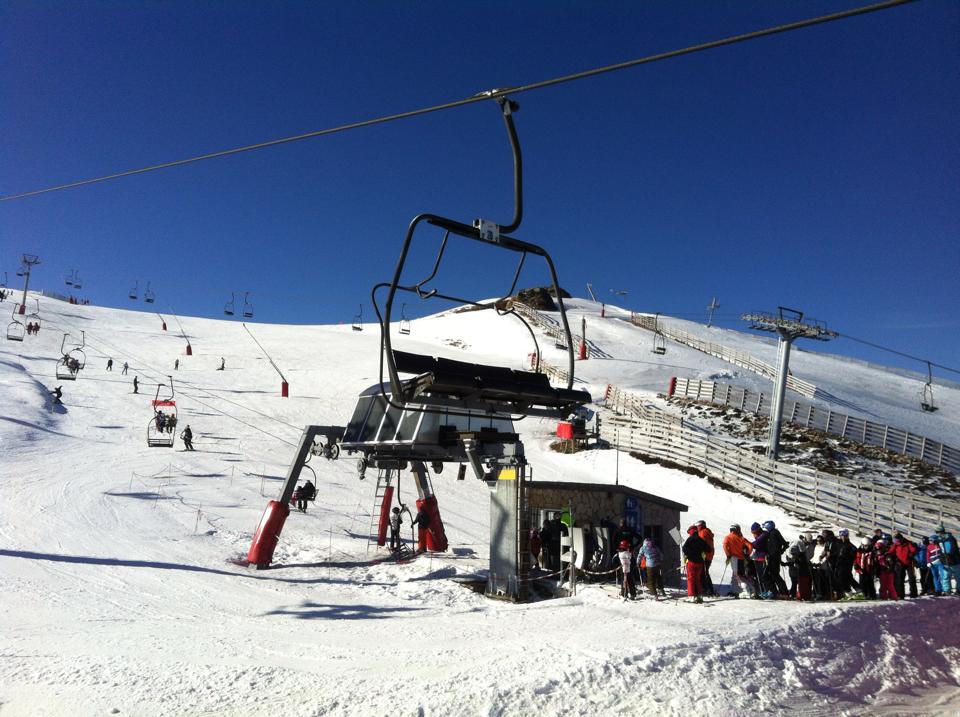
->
[[936, 525, 959, 594], [639, 538, 666, 598]]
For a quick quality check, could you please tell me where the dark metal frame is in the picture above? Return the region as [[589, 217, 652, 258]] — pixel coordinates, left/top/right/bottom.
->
[[373, 97, 583, 420]]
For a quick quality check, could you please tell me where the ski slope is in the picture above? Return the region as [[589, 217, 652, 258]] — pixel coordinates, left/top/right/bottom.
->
[[1, 294, 958, 717]]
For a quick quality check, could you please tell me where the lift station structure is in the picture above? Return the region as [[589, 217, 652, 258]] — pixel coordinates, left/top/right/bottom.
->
[[247, 96, 591, 600]]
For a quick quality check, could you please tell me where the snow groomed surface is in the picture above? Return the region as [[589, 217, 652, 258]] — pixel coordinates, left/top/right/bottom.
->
[[1, 294, 959, 716]]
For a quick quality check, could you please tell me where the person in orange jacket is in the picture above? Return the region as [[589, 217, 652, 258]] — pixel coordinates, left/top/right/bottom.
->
[[696, 520, 716, 597], [723, 524, 754, 597]]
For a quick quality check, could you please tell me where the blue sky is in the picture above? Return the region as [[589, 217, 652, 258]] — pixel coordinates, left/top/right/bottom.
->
[[2, 1, 957, 377]]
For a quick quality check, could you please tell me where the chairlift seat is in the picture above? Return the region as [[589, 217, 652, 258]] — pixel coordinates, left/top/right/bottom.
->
[[6, 323, 24, 342], [393, 350, 590, 414]]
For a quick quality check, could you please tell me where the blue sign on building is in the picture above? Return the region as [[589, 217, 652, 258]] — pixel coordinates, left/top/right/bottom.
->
[[624, 496, 641, 531]]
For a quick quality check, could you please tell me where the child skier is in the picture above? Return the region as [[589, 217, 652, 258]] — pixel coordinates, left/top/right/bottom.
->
[[875, 539, 898, 600], [616, 539, 637, 600]]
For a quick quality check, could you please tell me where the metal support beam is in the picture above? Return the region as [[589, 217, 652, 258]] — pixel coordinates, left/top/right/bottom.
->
[[768, 336, 793, 460]]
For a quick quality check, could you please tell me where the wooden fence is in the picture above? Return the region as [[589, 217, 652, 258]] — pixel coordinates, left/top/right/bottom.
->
[[629, 313, 819, 399], [671, 377, 960, 475], [511, 301, 597, 358], [600, 384, 960, 538]]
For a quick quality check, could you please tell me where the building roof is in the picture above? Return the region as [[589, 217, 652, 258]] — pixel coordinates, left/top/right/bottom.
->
[[525, 480, 688, 512]]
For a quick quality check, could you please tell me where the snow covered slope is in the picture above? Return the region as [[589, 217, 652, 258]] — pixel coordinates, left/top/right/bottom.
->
[[2, 294, 958, 717]]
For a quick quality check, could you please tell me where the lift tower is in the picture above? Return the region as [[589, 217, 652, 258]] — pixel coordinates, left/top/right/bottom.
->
[[17, 254, 40, 315], [741, 307, 836, 460]]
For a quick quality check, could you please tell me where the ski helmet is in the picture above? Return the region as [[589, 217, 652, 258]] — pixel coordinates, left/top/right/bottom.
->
[[838, 529, 849, 537], [750, 522, 762, 532], [696, 520, 706, 528], [930, 534, 940, 542], [619, 540, 630, 550], [876, 539, 887, 547], [729, 524, 741, 532], [762, 520, 775, 531], [860, 538, 870, 548]]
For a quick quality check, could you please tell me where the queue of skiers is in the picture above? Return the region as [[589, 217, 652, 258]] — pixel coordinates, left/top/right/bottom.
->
[[701, 521, 960, 602]]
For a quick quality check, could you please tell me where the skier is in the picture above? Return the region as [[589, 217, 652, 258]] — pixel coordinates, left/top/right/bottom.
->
[[639, 537, 666, 598], [696, 520, 716, 596], [180, 424, 194, 451], [890, 532, 918, 598], [855, 538, 877, 599], [51, 385, 63, 404], [835, 529, 859, 595], [926, 535, 946, 596], [682, 525, 710, 603], [389, 507, 403, 552], [935, 525, 959, 593], [762, 520, 789, 596], [411, 505, 432, 552], [218, 357, 225, 371], [133, 376, 139, 394], [749, 522, 772, 598], [616, 539, 636, 600], [174, 358, 179, 371], [121, 361, 129, 375], [297, 480, 316, 511], [106, 358, 113, 371], [723, 524, 754, 598], [811, 534, 833, 600], [875, 539, 898, 600], [782, 542, 813, 601]]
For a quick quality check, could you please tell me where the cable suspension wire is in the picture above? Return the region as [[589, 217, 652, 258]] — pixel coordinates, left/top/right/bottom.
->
[[0, 0, 918, 203], [835, 330, 960, 377]]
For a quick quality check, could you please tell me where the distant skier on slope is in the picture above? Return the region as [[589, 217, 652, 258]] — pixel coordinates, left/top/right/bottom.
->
[[51, 386, 63, 404], [106, 358, 113, 371], [133, 376, 139, 394], [180, 425, 194, 451], [218, 357, 225, 371]]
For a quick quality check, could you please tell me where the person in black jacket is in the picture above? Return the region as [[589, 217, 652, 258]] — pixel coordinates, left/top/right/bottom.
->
[[762, 520, 790, 595], [297, 480, 316, 512], [411, 506, 432, 552], [683, 525, 710, 603]]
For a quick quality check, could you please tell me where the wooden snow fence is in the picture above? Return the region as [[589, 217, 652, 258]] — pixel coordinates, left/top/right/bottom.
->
[[600, 384, 960, 538]]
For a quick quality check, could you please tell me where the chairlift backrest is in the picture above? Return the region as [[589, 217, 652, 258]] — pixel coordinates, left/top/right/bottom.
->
[[242, 292, 254, 318]]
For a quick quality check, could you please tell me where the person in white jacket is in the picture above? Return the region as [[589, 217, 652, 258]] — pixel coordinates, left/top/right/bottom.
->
[[616, 540, 636, 600]]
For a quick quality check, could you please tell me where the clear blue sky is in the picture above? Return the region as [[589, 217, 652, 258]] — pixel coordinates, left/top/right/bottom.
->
[[2, 1, 957, 377]]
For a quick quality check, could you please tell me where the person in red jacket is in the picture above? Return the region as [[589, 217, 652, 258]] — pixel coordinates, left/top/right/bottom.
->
[[875, 540, 898, 600], [683, 525, 710, 603], [890, 532, 918, 598], [854, 538, 876, 599], [696, 520, 716, 597]]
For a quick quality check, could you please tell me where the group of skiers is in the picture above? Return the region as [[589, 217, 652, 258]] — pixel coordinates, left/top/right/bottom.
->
[[25, 322, 40, 335], [680, 519, 960, 603], [154, 410, 177, 434]]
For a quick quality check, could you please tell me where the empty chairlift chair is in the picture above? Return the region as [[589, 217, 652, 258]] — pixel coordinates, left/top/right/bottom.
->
[[144, 282, 156, 304], [399, 303, 411, 335], [147, 377, 178, 448], [375, 96, 591, 426], [55, 332, 86, 381], [129, 281, 138, 300], [352, 304, 363, 332], [242, 292, 254, 319], [6, 311, 25, 342], [223, 292, 236, 317]]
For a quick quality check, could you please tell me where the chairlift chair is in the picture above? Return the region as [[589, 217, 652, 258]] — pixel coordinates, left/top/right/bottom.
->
[[73, 274, 83, 290], [242, 292, 254, 319], [651, 313, 666, 355], [224, 292, 236, 317], [399, 303, 411, 335], [129, 280, 138, 300], [55, 332, 87, 381], [26, 299, 41, 332], [920, 362, 938, 412], [65, 271, 74, 287], [352, 304, 363, 332], [144, 282, 156, 304], [373, 96, 590, 424], [6, 309, 25, 342], [147, 377, 178, 448]]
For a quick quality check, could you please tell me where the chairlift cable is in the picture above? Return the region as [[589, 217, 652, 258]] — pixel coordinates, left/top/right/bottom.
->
[[0, 0, 917, 203], [834, 330, 960, 377]]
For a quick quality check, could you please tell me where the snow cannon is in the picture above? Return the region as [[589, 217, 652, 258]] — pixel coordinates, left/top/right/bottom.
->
[[247, 500, 290, 568]]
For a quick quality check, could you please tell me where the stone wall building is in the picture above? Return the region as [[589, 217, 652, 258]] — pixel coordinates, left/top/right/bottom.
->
[[525, 481, 687, 586]]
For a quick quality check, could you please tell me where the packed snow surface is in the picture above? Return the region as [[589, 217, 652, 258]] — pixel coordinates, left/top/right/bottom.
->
[[2, 295, 958, 716]]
